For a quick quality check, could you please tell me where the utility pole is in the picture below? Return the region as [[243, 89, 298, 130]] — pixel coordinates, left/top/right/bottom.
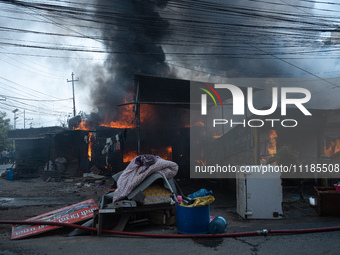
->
[[67, 72, 79, 117], [12, 109, 18, 130], [23, 110, 33, 129]]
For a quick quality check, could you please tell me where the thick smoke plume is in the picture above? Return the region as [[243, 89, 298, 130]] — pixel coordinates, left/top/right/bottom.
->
[[83, 0, 338, 127], [88, 0, 175, 126]]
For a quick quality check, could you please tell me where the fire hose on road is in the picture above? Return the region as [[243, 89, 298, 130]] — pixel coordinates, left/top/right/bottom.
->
[[1, 220, 340, 238]]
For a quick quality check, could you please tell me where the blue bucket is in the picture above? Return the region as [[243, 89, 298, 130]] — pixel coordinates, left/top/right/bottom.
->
[[6, 169, 14, 181], [176, 204, 210, 234]]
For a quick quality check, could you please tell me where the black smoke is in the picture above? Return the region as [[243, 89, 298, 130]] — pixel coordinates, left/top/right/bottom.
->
[[85, 0, 331, 127], [88, 0, 174, 126]]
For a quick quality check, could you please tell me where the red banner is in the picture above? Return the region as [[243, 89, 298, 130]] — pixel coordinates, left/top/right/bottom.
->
[[11, 199, 98, 240]]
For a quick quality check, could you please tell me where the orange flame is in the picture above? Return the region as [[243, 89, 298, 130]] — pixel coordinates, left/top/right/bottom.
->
[[213, 134, 223, 139], [72, 120, 93, 161], [74, 119, 91, 130], [163, 146, 172, 160], [324, 139, 340, 156], [123, 151, 138, 163], [123, 146, 173, 163], [267, 130, 277, 156], [100, 103, 135, 129], [150, 146, 173, 161], [88, 132, 94, 161], [194, 121, 204, 127], [99, 98, 156, 129], [196, 160, 206, 166]]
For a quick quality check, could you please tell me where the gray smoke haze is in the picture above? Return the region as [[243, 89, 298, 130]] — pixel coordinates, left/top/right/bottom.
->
[[84, 0, 340, 125], [2, 0, 340, 130], [165, 0, 319, 80]]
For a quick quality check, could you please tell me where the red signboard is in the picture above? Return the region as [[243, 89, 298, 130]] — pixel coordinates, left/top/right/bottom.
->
[[11, 199, 98, 240]]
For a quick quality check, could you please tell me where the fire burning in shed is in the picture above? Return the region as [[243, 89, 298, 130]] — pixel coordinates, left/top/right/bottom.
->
[[123, 151, 138, 163], [73, 120, 94, 162], [70, 96, 187, 173], [122, 146, 173, 163], [88, 132, 94, 161], [324, 139, 340, 159], [268, 130, 278, 157], [74, 119, 91, 131], [99, 98, 136, 129], [260, 130, 278, 163], [100, 107, 135, 129]]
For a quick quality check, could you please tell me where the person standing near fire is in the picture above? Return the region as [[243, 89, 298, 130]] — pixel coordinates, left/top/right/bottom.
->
[[9, 150, 14, 164], [2, 149, 8, 164]]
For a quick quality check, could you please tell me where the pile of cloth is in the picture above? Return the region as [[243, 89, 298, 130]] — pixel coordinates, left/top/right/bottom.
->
[[112, 154, 178, 203], [68, 155, 178, 236]]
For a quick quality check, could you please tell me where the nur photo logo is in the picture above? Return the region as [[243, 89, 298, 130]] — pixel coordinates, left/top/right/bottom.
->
[[199, 83, 223, 115], [199, 83, 312, 128]]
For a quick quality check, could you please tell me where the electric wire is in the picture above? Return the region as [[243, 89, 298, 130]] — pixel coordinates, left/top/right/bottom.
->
[[0, 0, 340, 120]]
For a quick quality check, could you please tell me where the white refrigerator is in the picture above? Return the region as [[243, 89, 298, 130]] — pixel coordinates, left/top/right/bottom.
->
[[236, 167, 283, 219]]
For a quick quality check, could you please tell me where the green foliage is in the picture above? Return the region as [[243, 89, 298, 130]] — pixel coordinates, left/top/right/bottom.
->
[[0, 112, 13, 151]]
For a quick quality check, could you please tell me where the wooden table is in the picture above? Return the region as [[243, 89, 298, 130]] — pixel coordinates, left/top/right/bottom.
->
[[92, 203, 175, 236]]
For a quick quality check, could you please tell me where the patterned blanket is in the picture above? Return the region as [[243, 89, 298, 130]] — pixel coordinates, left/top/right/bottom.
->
[[112, 155, 178, 203]]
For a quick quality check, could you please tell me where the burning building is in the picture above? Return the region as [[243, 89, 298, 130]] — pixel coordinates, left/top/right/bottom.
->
[[7, 74, 194, 178], [207, 107, 340, 180], [9, 77, 340, 183], [70, 74, 191, 177]]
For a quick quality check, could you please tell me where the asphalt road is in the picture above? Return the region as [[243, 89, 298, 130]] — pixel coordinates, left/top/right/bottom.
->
[[1, 210, 340, 255], [1, 229, 340, 255], [1, 162, 340, 255]]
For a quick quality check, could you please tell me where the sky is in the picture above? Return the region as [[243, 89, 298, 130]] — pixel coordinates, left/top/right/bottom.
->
[[0, 0, 107, 128], [1, 0, 340, 129]]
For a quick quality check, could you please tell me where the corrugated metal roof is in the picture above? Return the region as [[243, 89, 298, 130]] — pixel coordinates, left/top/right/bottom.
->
[[7, 126, 65, 140]]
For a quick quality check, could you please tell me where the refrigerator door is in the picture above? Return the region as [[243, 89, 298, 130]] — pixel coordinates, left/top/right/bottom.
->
[[236, 173, 247, 218], [237, 167, 283, 219]]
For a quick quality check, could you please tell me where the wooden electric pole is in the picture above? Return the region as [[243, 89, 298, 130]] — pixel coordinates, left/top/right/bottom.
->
[[67, 72, 79, 117]]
